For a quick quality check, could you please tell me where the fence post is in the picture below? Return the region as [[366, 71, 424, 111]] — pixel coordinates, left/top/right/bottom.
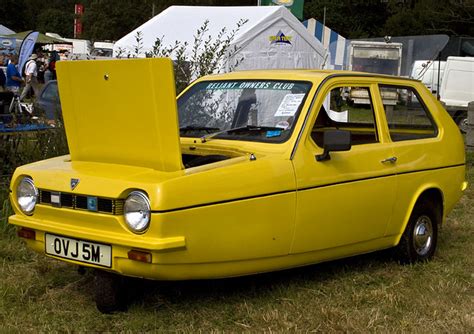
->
[[467, 101, 474, 149]]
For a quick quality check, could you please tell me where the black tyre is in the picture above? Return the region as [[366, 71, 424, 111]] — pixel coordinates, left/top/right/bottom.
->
[[455, 114, 468, 134], [94, 270, 128, 314], [396, 200, 440, 264]]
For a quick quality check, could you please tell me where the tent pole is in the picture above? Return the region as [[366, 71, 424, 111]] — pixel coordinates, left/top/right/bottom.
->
[[322, 6, 326, 45]]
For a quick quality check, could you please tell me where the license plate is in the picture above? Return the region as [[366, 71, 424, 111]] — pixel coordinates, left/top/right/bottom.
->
[[45, 234, 112, 267]]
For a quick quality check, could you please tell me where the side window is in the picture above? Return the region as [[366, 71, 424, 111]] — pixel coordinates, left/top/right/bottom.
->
[[311, 86, 378, 147], [379, 85, 437, 141]]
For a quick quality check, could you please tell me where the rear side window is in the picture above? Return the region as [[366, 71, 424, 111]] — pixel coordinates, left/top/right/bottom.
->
[[379, 85, 437, 141]]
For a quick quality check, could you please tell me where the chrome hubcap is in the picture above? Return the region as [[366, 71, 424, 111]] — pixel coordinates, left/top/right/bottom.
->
[[413, 215, 433, 256], [459, 118, 468, 133]]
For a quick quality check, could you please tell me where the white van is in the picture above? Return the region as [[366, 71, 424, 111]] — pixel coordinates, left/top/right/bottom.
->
[[439, 56, 474, 132], [91, 42, 114, 58], [410, 60, 446, 94]]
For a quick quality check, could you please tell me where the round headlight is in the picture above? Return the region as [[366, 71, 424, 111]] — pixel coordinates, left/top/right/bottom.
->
[[124, 191, 151, 233], [17, 177, 38, 215]]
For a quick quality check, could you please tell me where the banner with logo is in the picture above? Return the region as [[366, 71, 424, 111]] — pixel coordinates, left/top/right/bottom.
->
[[18, 31, 39, 74], [260, 0, 304, 20], [0, 37, 16, 55]]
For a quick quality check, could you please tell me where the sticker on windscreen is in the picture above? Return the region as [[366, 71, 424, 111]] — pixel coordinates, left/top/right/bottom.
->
[[274, 94, 305, 117], [266, 130, 282, 138], [275, 121, 290, 130], [205, 82, 296, 90]]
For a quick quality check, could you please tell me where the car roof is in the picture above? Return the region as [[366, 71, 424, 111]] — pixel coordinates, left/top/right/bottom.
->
[[199, 69, 420, 84]]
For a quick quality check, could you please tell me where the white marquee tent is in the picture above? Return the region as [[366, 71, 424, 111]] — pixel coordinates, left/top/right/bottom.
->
[[113, 6, 327, 71], [0, 24, 15, 35]]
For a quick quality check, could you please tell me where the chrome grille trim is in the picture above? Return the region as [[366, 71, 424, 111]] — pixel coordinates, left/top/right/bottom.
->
[[38, 189, 124, 215]]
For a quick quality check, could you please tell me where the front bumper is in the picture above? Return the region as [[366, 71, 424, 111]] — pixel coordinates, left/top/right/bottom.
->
[[9, 213, 185, 252], [9, 209, 186, 279]]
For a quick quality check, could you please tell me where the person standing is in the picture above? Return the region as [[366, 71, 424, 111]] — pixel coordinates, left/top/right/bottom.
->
[[48, 51, 59, 80], [20, 53, 39, 100], [3, 54, 12, 66], [0, 66, 5, 92], [5, 55, 23, 94], [43, 59, 53, 83]]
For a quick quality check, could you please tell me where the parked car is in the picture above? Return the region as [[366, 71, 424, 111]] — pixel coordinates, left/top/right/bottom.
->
[[9, 59, 467, 313], [33, 80, 61, 122]]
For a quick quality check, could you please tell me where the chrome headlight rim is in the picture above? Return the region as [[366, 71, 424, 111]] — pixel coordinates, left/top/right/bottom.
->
[[16, 176, 38, 216], [124, 190, 151, 234]]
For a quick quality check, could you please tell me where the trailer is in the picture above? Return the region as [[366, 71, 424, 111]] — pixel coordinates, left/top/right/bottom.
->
[[348, 41, 403, 106]]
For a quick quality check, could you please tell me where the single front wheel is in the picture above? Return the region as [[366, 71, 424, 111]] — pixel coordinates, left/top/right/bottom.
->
[[94, 270, 128, 314]]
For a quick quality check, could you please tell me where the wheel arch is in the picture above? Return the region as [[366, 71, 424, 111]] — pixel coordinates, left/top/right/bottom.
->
[[453, 109, 467, 119], [416, 188, 444, 223], [395, 185, 444, 245]]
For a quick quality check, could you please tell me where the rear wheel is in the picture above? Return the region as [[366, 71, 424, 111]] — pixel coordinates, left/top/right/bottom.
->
[[455, 113, 468, 133], [94, 270, 128, 314], [396, 200, 439, 264]]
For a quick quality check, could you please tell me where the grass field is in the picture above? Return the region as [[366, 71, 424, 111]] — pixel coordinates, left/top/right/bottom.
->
[[0, 153, 472, 332]]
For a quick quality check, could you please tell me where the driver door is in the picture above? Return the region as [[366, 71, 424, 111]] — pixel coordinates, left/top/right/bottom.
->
[[290, 81, 397, 254]]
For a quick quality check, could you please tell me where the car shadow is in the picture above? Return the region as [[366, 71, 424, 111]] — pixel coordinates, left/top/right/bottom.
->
[[121, 249, 396, 311]]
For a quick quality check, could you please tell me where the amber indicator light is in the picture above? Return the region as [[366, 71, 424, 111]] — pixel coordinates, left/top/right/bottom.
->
[[17, 228, 36, 240], [127, 250, 152, 263]]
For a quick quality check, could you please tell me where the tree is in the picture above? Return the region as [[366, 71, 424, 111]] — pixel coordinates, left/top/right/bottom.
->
[[382, 0, 474, 37], [116, 19, 247, 93], [36, 9, 74, 37], [304, 0, 390, 38], [1, 0, 472, 42], [81, 0, 147, 41], [0, 0, 30, 32], [0, 0, 81, 37]]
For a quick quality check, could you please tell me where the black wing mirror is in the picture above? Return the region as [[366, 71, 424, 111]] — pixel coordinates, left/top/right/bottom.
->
[[316, 130, 352, 162]]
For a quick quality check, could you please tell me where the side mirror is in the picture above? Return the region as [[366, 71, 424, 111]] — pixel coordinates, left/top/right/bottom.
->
[[315, 130, 352, 161]]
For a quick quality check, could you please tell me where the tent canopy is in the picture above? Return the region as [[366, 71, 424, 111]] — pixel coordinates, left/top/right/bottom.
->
[[113, 6, 326, 70], [1, 30, 70, 44], [0, 24, 15, 35]]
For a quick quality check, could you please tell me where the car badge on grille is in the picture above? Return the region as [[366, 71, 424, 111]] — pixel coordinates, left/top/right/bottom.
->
[[70, 178, 80, 190], [87, 196, 98, 211]]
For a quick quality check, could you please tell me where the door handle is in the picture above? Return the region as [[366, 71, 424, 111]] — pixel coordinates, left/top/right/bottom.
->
[[381, 156, 397, 164]]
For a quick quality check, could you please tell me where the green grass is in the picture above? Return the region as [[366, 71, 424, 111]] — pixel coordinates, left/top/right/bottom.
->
[[0, 154, 473, 332]]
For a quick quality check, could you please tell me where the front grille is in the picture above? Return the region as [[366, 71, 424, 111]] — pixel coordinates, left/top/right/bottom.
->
[[38, 190, 124, 215], [75, 195, 88, 210], [61, 193, 73, 208], [40, 191, 51, 204]]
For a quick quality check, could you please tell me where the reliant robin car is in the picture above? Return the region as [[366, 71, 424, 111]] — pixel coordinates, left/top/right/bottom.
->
[[9, 58, 467, 312]]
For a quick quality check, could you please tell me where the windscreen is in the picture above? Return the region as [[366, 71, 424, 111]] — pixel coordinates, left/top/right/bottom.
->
[[177, 80, 312, 143]]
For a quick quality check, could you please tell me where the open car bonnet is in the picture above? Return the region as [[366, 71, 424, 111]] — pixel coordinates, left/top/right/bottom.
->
[[56, 58, 183, 172]]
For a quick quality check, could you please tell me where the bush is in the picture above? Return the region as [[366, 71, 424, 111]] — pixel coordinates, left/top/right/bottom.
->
[[0, 120, 69, 227], [116, 19, 247, 93]]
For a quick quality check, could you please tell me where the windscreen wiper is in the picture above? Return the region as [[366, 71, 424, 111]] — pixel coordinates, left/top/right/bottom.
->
[[201, 125, 284, 143], [179, 125, 220, 134]]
